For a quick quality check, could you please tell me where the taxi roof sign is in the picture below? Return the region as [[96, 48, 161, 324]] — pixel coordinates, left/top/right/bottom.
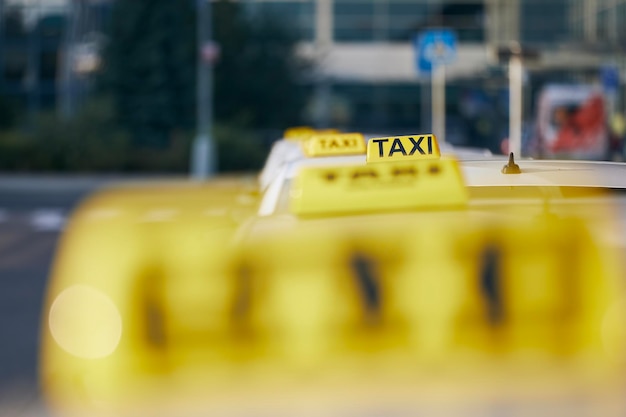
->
[[367, 134, 441, 163], [290, 158, 467, 215], [284, 126, 340, 141], [302, 132, 366, 157], [284, 126, 316, 140]]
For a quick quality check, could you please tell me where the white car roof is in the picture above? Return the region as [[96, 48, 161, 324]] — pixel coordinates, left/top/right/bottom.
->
[[462, 160, 626, 188], [258, 153, 365, 216], [280, 157, 626, 188], [439, 142, 494, 159], [258, 140, 303, 190], [258, 138, 496, 191], [259, 156, 626, 217]]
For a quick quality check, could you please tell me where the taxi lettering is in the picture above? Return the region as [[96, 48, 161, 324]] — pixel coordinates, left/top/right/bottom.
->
[[320, 138, 357, 149], [351, 169, 379, 179], [320, 164, 430, 183], [372, 136, 432, 157], [302, 132, 366, 157], [290, 158, 467, 215], [366, 134, 440, 163]]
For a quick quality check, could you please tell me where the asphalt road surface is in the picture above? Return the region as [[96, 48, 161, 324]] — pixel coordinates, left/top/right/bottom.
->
[[0, 176, 163, 417]]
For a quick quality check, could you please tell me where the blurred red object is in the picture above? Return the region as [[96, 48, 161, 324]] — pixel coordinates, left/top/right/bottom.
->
[[551, 95, 605, 152]]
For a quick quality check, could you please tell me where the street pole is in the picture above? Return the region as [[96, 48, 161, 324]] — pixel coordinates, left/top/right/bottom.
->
[[314, 0, 333, 129], [508, 53, 523, 157], [421, 78, 431, 132], [191, 0, 217, 179], [497, 43, 538, 158], [432, 64, 446, 143], [28, 0, 42, 127]]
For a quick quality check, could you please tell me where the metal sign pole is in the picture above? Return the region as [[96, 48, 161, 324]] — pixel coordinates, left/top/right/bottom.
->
[[498, 43, 538, 158], [415, 30, 456, 144], [432, 64, 446, 144], [508, 54, 523, 157], [191, 0, 217, 179], [421, 78, 431, 132]]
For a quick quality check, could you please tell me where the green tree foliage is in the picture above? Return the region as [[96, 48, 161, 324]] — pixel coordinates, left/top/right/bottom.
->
[[0, 98, 131, 171], [100, 0, 196, 148], [213, 0, 310, 127], [100, 0, 309, 150], [0, 96, 19, 130]]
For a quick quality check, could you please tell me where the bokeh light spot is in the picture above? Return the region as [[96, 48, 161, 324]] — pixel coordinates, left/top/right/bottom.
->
[[49, 285, 122, 359]]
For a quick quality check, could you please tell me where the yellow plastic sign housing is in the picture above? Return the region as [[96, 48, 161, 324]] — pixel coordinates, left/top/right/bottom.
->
[[302, 132, 366, 157], [367, 134, 441, 163], [40, 175, 626, 416], [289, 158, 467, 215], [284, 126, 341, 141], [283, 126, 316, 140]]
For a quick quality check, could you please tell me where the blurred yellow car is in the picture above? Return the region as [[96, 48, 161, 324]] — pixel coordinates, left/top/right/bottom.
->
[[41, 131, 626, 417]]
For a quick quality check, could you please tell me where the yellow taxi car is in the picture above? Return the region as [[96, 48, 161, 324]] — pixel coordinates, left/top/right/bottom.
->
[[41, 130, 626, 417]]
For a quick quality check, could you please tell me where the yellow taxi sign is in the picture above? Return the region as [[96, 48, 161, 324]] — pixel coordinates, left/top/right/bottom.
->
[[235, 213, 624, 366], [284, 126, 341, 141], [314, 128, 341, 135], [290, 158, 467, 215], [284, 126, 316, 140], [302, 132, 366, 157], [366, 134, 441, 163], [42, 178, 626, 416]]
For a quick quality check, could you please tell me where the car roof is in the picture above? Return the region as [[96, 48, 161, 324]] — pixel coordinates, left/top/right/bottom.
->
[[258, 156, 626, 217], [462, 159, 626, 188], [258, 138, 496, 190], [282, 157, 626, 188]]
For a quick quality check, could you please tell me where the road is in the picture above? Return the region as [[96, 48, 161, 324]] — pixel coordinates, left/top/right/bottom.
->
[[0, 176, 155, 417]]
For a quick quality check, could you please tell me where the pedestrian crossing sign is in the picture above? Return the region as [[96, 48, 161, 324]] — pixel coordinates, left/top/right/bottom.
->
[[415, 29, 457, 74]]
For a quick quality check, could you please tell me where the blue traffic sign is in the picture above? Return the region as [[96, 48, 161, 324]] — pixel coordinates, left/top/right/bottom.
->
[[600, 65, 619, 94], [414, 29, 457, 74]]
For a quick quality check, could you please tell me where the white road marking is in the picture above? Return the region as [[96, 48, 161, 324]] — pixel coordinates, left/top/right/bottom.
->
[[30, 209, 66, 232]]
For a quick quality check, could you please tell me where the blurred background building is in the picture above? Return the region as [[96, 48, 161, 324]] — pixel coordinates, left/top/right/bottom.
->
[[0, 0, 110, 120], [0, 0, 625, 152], [0, 0, 68, 119]]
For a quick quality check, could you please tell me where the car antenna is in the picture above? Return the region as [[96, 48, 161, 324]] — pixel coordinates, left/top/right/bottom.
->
[[502, 152, 521, 174]]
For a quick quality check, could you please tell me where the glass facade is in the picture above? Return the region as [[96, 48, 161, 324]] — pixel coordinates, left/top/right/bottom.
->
[[617, 2, 626, 42], [520, 0, 578, 45], [215, 0, 626, 146], [333, 0, 484, 43], [333, 83, 423, 130], [0, 0, 111, 113], [1, 0, 625, 143], [0, 0, 68, 109], [245, 0, 485, 43], [243, 0, 315, 40]]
